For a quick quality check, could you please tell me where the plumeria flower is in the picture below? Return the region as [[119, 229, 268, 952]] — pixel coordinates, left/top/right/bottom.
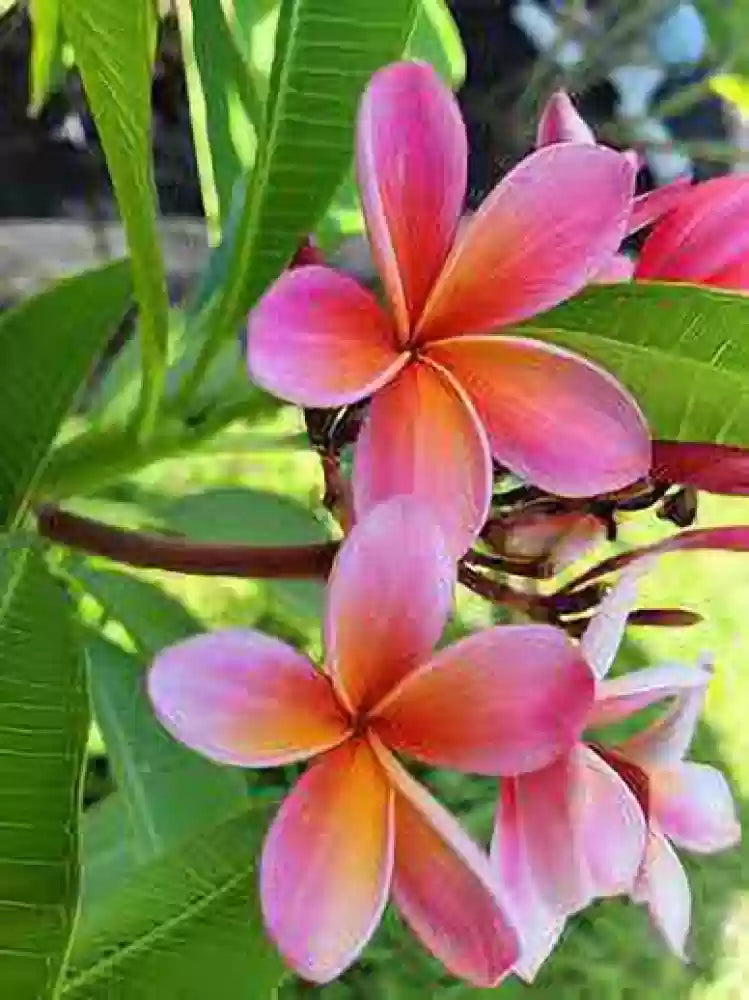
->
[[493, 567, 740, 979], [147, 498, 596, 986], [248, 60, 651, 557], [652, 439, 749, 496]]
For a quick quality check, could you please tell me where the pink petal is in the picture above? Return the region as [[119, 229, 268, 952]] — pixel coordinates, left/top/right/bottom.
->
[[260, 739, 394, 983], [427, 335, 651, 497], [325, 496, 455, 714], [353, 358, 492, 558], [536, 91, 596, 147], [247, 265, 406, 407], [148, 630, 350, 767], [650, 762, 740, 853], [590, 252, 635, 284], [371, 624, 594, 776], [590, 663, 708, 730], [581, 561, 654, 679], [372, 739, 518, 986], [632, 830, 691, 959], [356, 60, 466, 340], [618, 671, 709, 769], [415, 144, 635, 341], [628, 178, 691, 235], [635, 175, 749, 289], [652, 440, 749, 495]]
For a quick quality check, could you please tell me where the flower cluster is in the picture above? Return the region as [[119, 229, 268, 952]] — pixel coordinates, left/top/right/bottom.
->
[[148, 62, 743, 986]]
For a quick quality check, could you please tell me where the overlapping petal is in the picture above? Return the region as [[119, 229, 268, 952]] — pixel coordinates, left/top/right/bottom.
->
[[414, 144, 635, 341], [636, 175, 749, 288], [536, 90, 596, 146], [619, 674, 708, 767], [652, 440, 749, 496], [589, 663, 708, 730], [628, 178, 690, 235], [427, 335, 651, 497], [591, 252, 635, 284], [353, 358, 492, 557], [325, 496, 455, 713], [373, 740, 518, 986], [357, 61, 466, 339], [247, 265, 406, 407], [581, 563, 652, 679], [148, 630, 350, 767], [372, 624, 594, 776], [632, 830, 691, 958], [650, 763, 740, 853], [260, 739, 394, 983]]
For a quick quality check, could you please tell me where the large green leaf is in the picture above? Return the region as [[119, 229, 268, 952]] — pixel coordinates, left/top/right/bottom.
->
[[62, 0, 169, 430], [175, 0, 262, 241], [518, 281, 749, 445], [0, 537, 89, 998], [28, 0, 63, 114], [0, 259, 132, 529], [65, 806, 284, 999], [407, 0, 465, 87], [212, 0, 418, 336], [85, 631, 248, 861], [161, 487, 331, 618]]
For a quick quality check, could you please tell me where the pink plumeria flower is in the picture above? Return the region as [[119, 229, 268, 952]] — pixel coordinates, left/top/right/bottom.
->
[[147, 497, 596, 986], [492, 568, 740, 979], [248, 61, 651, 557], [635, 175, 749, 290], [537, 91, 690, 284]]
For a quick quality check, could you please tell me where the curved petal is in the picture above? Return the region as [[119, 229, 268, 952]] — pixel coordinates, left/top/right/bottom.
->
[[261, 739, 394, 983], [357, 60, 466, 339], [581, 561, 655, 679], [650, 762, 740, 853], [372, 624, 594, 776], [632, 830, 691, 959], [635, 175, 749, 289], [353, 358, 492, 558], [247, 265, 406, 407], [590, 252, 635, 284], [325, 497, 455, 714], [415, 144, 635, 341], [148, 630, 350, 767], [372, 739, 518, 986], [590, 663, 708, 731], [428, 335, 651, 497], [618, 671, 709, 768], [652, 440, 749, 496], [536, 91, 595, 147], [628, 178, 691, 235]]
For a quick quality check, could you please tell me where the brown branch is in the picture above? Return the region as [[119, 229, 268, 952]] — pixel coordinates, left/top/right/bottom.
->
[[37, 505, 338, 579]]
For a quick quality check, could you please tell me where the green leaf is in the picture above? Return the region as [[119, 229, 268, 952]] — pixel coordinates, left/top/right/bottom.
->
[[407, 0, 465, 88], [162, 487, 331, 618], [62, 0, 169, 431], [85, 631, 248, 861], [175, 0, 262, 241], [213, 0, 418, 336], [519, 281, 749, 445], [28, 0, 63, 114], [0, 537, 89, 998], [65, 806, 285, 999], [0, 259, 132, 529]]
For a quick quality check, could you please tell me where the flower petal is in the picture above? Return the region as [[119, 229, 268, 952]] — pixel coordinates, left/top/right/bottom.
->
[[632, 830, 691, 959], [428, 335, 651, 497], [635, 175, 749, 289], [589, 663, 708, 731], [628, 178, 691, 235], [536, 91, 596, 147], [261, 739, 394, 983], [372, 739, 518, 986], [416, 144, 635, 340], [581, 561, 654, 679], [650, 762, 740, 853], [353, 358, 492, 557], [325, 496, 455, 714], [357, 60, 466, 339], [247, 265, 406, 407], [148, 630, 350, 767], [652, 440, 749, 496], [590, 252, 635, 284], [372, 624, 594, 776]]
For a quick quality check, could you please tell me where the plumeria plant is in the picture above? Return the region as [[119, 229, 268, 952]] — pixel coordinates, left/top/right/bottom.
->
[[4, 2, 749, 997]]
